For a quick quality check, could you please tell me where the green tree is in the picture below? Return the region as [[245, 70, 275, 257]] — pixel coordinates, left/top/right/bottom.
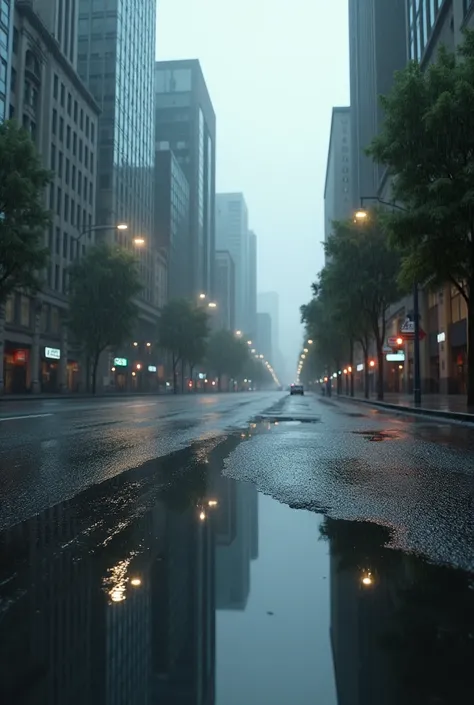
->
[[325, 218, 400, 400], [68, 244, 141, 394], [0, 120, 51, 304], [159, 299, 209, 393], [206, 330, 248, 390], [367, 30, 474, 405]]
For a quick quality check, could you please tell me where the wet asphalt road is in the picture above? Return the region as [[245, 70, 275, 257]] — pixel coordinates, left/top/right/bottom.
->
[[0, 392, 473, 704]]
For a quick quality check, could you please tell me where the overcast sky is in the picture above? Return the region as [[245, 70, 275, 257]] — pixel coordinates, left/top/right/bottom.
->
[[156, 0, 350, 379]]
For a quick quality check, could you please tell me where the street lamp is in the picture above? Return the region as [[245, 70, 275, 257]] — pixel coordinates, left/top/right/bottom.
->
[[208, 301, 217, 308], [75, 222, 129, 242], [355, 196, 421, 406], [133, 236, 146, 247]]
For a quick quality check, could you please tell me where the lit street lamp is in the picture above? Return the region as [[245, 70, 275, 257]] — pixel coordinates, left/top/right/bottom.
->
[[355, 196, 421, 406]]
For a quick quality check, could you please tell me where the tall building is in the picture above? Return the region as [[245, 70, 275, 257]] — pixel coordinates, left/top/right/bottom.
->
[[248, 231, 257, 339], [348, 0, 407, 206], [33, 0, 78, 67], [1, 1, 99, 395], [155, 60, 216, 300], [256, 312, 272, 362], [215, 193, 249, 332], [77, 0, 157, 318], [0, 0, 13, 121], [154, 149, 190, 301], [257, 292, 279, 359], [215, 251, 235, 331], [324, 107, 352, 248]]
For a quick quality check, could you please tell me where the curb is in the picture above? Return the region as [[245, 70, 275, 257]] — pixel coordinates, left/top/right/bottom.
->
[[335, 395, 474, 425], [0, 392, 170, 403]]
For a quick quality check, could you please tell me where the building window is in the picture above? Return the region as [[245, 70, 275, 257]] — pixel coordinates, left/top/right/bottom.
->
[[53, 74, 58, 99], [63, 231, 68, 258], [60, 83, 65, 107], [59, 116, 64, 142], [67, 92, 72, 116], [52, 109, 57, 135], [50, 144, 56, 169], [66, 124, 71, 148]]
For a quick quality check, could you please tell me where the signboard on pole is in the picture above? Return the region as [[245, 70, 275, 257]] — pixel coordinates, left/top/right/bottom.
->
[[399, 318, 426, 341]]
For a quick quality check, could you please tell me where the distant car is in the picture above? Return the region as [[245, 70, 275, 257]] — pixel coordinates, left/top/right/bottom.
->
[[290, 384, 304, 396]]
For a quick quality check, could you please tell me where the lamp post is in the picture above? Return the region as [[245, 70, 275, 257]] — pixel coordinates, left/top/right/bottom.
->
[[355, 196, 421, 407]]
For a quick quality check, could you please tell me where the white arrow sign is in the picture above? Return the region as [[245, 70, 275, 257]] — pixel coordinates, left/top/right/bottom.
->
[[400, 318, 415, 334]]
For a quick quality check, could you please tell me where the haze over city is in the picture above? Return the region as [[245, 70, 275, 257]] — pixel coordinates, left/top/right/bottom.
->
[[157, 0, 350, 377]]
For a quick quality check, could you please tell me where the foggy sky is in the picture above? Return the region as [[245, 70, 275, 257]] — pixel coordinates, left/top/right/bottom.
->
[[156, 0, 350, 378]]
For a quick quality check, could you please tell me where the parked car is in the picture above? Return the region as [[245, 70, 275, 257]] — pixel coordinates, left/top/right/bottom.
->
[[290, 384, 304, 396]]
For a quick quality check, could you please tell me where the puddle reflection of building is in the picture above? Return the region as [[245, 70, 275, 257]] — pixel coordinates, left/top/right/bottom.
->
[[214, 476, 259, 611], [328, 521, 405, 705], [0, 490, 217, 705]]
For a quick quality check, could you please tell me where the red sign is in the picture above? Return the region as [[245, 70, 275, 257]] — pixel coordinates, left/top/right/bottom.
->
[[399, 329, 426, 341], [13, 350, 27, 364]]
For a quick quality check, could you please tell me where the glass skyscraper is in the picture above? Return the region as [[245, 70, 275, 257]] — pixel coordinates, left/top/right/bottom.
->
[[77, 0, 156, 308], [0, 0, 12, 121]]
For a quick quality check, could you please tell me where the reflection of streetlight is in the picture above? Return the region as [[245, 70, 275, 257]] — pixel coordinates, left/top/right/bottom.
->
[[199, 511, 206, 521], [130, 577, 142, 587], [208, 499, 218, 507], [133, 236, 145, 247], [361, 571, 374, 587]]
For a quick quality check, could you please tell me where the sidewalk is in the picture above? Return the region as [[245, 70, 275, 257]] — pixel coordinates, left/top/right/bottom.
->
[[0, 391, 169, 402], [336, 392, 474, 423]]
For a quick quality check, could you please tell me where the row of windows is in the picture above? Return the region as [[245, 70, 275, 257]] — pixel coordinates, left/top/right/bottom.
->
[[52, 112, 95, 173], [4, 293, 64, 334], [408, 0, 442, 61], [53, 74, 95, 144], [49, 184, 93, 231], [50, 147, 94, 205]]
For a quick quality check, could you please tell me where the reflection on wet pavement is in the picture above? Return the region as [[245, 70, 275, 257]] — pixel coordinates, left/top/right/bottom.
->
[[0, 419, 473, 705]]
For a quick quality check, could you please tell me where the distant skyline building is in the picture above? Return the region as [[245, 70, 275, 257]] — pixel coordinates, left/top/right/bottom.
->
[[256, 313, 272, 362], [348, 0, 407, 205], [216, 193, 250, 333], [324, 107, 352, 249], [248, 231, 257, 339], [154, 149, 190, 301], [155, 59, 216, 299], [0, 0, 13, 121], [215, 250, 236, 332], [258, 292, 279, 360], [77, 0, 157, 317]]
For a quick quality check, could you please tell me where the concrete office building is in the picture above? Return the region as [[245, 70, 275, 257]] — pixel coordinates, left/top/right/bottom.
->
[[324, 107, 352, 248], [155, 60, 216, 300], [77, 0, 158, 319], [348, 0, 407, 207], [216, 193, 250, 332], [215, 251, 236, 331], [248, 231, 257, 338], [0, 0, 13, 122], [154, 149, 190, 301], [256, 312, 272, 362], [0, 1, 99, 395]]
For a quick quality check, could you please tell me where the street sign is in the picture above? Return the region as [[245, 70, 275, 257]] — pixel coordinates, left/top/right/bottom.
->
[[401, 318, 415, 334], [399, 330, 426, 341], [383, 344, 392, 353], [387, 336, 402, 347]]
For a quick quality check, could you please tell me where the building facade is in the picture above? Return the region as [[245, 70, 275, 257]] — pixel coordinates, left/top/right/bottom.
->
[[215, 250, 235, 331], [0, 0, 13, 121], [348, 0, 407, 207], [1, 1, 99, 395], [256, 312, 272, 363], [154, 149, 190, 301], [248, 231, 257, 339], [215, 193, 249, 333], [77, 0, 158, 321], [33, 0, 78, 67], [257, 292, 279, 360], [155, 60, 216, 300], [324, 107, 352, 248]]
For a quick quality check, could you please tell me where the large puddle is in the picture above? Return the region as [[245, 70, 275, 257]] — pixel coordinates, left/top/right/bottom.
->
[[0, 427, 473, 704]]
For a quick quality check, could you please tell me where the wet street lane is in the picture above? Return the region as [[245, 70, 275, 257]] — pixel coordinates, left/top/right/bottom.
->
[[0, 392, 284, 530], [0, 393, 473, 704]]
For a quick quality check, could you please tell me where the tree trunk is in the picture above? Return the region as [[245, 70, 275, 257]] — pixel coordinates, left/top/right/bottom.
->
[[91, 351, 101, 395], [189, 364, 195, 391], [376, 343, 384, 401], [362, 346, 369, 399], [335, 360, 341, 395], [349, 339, 354, 397], [181, 359, 185, 393], [217, 373, 222, 392], [86, 356, 91, 393], [172, 353, 178, 394], [467, 293, 474, 408]]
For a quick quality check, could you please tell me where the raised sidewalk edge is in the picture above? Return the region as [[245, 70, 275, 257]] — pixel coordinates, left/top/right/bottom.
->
[[336, 395, 474, 424]]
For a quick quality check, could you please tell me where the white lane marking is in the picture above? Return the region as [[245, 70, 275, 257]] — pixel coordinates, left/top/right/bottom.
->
[[0, 413, 54, 422], [126, 403, 157, 408]]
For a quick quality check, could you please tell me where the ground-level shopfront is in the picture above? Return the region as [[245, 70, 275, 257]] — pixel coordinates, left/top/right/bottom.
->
[[2, 338, 80, 394]]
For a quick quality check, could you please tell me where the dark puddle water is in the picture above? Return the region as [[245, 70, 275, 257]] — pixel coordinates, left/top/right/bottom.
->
[[0, 425, 473, 705]]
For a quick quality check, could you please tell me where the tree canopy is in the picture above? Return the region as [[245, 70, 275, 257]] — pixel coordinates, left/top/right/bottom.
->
[[68, 244, 142, 393], [367, 28, 474, 405], [0, 120, 51, 305], [206, 330, 249, 388]]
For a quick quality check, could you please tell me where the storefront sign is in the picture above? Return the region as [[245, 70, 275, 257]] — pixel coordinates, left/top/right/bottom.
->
[[437, 332, 446, 343], [356, 364, 364, 372], [148, 365, 157, 372], [113, 357, 127, 367], [45, 347, 60, 360], [13, 350, 27, 364], [386, 353, 405, 362]]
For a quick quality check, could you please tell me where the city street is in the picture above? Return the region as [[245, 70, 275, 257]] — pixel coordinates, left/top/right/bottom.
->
[[0, 392, 473, 704]]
